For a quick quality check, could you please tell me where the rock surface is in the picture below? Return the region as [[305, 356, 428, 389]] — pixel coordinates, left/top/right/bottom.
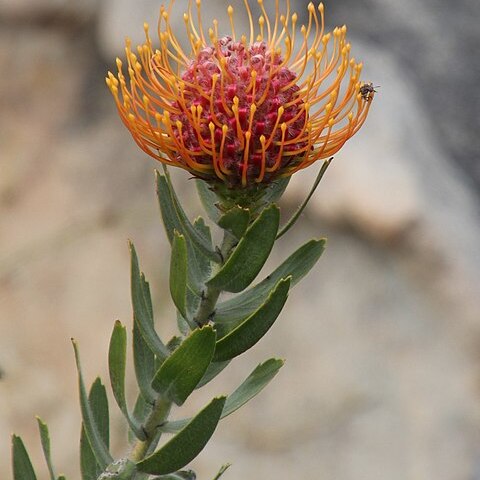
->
[[1, 1, 479, 479]]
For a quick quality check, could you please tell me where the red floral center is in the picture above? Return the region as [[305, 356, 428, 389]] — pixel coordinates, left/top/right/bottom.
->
[[170, 37, 308, 184]]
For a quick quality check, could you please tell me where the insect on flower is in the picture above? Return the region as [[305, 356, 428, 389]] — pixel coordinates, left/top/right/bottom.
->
[[359, 82, 379, 102], [106, 0, 375, 187]]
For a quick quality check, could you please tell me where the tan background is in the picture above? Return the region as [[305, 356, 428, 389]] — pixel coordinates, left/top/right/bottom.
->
[[1, 0, 480, 479]]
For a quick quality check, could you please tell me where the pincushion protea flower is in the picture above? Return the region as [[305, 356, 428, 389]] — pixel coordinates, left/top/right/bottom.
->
[[106, 0, 374, 188]]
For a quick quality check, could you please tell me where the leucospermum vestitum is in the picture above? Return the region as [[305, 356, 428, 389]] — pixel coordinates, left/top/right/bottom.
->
[[106, 0, 374, 187]]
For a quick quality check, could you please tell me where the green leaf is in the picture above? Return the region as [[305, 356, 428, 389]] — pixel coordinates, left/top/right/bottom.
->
[[73, 341, 113, 469], [213, 277, 291, 362], [12, 435, 37, 480], [195, 179, 221, 222], [170, 231, 188, 319], [57, 476, 67, 480], [130, 243, 169, 361], [222, 358, 284, 417], [89, 378, 110, 447], [215, 239, 326, 332], [36, 417, 56, 480], [151, 326, 216, 405], [157, 170, 221, 263], [276, 158, 331, 239], [207, 204, 280, 293], [80, 428, 98, 480], [218, 206, 250, 240], [108, 321, 144, 439], [196, 360, 230, 389], [213, 464, 231, 480], [80, 378, 109, 480], [137, 397, 226, 475]]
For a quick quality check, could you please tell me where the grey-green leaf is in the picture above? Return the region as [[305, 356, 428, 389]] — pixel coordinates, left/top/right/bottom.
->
[[218, 206, 250, 240], [12, 435, 37, 480], [213, 464, 231, 480], [196, 360, 231, 389], [261, 177, 290, 204], [151, 326, 216, 405], [213, 277, 290, 362], [73, 341, 113, 469], [36, 417, 56, 480], [222, 358, 284, 417], [133, 320, 156, 404], [130, 242, 169, 361], [215, 239, 326, 332], [129, 393, 152, 445], [195, 178, 221, 223], [157, 170, 221, 263], [137, 396, 226, 475], [276, 158, 331, 239], [80, 378, 109, 480], [159, 359, 283, 434], [187, 217, 213, 296], [109, 321, 144, 439], [207, 204, 280, 293], [170, 231, 188, 319], [151, 471, 196, 480]]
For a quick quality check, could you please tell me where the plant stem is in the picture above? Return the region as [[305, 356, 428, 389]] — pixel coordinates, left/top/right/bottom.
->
[[129, 396, 171, 463], [128, 231, 237, 470], [193, 231, 237, 326]]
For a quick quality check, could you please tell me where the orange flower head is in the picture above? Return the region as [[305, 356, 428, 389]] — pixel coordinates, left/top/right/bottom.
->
[[106, 0, 374, 188]]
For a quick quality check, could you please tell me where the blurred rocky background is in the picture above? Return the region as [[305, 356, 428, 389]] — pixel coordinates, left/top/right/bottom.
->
[[1, 0, 480, 479]]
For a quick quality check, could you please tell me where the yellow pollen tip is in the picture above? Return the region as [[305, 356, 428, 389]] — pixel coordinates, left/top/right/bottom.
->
[[308, 2, 315, 13], [228, 5, 233, 15], [176, 120, 182, 129], [260, 135, 266, 144], [278, 106, 285, 116], [281, 123, 287, 132], [196, 0, 201, 6], [319, 3, 324, 12], [183, 13, 189, 22], [245, 131, 251, 140], [116, 58, 122, 69], [222, 125, 228, 133], [292, 13, 298, 22], [209, 121, 215, 131]]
